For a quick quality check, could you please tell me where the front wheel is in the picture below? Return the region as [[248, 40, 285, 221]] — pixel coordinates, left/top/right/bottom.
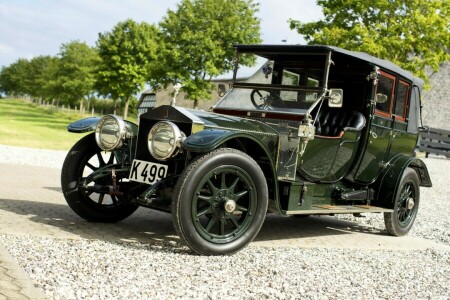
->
[[384, 167, 420, 236], [61, 133, 138, 222], [172, 148, 268, 255]]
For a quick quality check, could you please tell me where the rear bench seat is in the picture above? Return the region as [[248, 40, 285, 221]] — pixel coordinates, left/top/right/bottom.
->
[[314, 108, 366, 137]]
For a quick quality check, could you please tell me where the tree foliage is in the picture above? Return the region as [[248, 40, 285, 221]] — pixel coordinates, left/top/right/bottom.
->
[[0, 59, 29, 97], [55, 41, 100, 112], [96, 19, 158, 119], [154, 0, 262, 108], [0, 56, 59, 101], [31, 56, 60, 102], [289, 0, 450, 87]]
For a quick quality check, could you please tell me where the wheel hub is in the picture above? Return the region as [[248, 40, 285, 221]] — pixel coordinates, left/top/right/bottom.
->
[[224, 199, 236, 213], [407, 197, 415, 210]]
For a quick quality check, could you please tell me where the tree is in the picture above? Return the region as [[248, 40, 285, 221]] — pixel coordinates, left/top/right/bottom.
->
[[154, 0, 261, 108], [0, 56, 60, 102], [289, 0, 450, 87], [96, 19, 158, 119], [0, 58, 30, 97], [56, 41, 99, 113], [0, 62, 21, 97], [26, 55, 60, 102], [38, 56, 62, 105]]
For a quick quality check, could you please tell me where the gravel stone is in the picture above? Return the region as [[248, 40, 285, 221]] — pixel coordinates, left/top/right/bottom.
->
[[0, 235, 449, 299], [1, 144, 449, 299]]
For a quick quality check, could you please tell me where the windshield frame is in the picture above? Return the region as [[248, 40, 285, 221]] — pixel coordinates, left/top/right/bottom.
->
[[213, 49, 333, 117]]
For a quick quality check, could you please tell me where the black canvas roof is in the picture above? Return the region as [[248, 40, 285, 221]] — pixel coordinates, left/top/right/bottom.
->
[[235, 44, 424, 89]]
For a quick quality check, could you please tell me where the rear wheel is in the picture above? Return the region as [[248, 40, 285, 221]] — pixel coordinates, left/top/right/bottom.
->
[[172, 148, 268, 255], [384, 167, 420, 236], [61, 133, 138, 222]]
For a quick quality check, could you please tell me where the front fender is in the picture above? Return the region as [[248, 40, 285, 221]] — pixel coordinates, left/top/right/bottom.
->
[[375, 155, 432, 207], [67, 117, 100, 133], [67, 116, 138, 135], [183, 129, 235, 152], [182, 128, 275, 155]]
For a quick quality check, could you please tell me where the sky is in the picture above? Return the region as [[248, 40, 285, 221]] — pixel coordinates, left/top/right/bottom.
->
[[0, 0, 323, 68]]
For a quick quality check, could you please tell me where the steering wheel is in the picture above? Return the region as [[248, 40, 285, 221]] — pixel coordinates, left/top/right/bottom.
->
[[250, 89, 285, 110]]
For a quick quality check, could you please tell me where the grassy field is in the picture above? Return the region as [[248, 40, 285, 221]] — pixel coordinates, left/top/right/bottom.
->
[[0, 98, 92, 150]]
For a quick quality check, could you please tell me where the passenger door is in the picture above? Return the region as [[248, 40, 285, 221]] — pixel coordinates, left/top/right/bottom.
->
[[354, 71, 396, 183], [387, 80, 417, 158]]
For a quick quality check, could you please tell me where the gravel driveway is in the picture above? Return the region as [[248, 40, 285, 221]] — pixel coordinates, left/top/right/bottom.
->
[[0, 144, 449, 299]]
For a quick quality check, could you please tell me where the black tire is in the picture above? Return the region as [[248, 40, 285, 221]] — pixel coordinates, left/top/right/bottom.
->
[[384, 167, 420, 236], [172, 148, 268, 255], [61, 133, 138, 222]]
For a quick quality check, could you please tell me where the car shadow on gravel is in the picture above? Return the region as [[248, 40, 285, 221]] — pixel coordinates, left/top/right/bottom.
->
[[0, 198, 179, 245], [255, 213, 386, 243], [0, 198, 388, 248], [44, 186, 63, 193]]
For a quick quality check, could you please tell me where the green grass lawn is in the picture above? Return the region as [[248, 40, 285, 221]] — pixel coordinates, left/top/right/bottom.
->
[[0, 98, 92, 150]]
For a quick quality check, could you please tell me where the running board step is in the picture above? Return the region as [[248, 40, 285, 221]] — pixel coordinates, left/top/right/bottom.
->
[[285, 205, 392, 215]]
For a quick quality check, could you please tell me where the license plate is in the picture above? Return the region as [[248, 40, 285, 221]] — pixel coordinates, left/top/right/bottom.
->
[[129, 159, 168, 185]]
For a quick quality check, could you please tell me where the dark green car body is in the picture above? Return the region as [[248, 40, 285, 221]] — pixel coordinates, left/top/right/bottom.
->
[[63, 45, 432, 255]]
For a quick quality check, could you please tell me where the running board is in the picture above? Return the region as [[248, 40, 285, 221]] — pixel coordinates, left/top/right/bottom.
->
[[285, 205, 392, 215]]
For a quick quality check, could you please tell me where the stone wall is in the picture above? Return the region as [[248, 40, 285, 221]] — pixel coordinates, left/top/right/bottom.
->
[[422, 63, 450, 130]]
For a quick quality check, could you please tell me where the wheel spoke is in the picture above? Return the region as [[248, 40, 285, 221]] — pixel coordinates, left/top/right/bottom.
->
[[86, 162, 97, 171], [234, 190, 249, 201], [401, 184, 411, 203], [206, 179, 218, 193], [97, 152, 106, 166], [400, 191, 407, 202], [107, 153, 115, 165], [205, 216, 218, 233], [111, 195, 118, 206], [219, 217, 226, 235], [198, 194, 212, 203], [229, 216, 239, 229], [229, 177, 240, 192], [235, 204, 248, 212], [220, 172, 227, 189], [98, 193, 105, 204], [197, 207, 211, 218]]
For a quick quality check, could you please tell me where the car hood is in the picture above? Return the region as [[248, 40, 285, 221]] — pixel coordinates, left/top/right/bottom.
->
[[186, 108, 279, 136], [140, 105, 279, 137]]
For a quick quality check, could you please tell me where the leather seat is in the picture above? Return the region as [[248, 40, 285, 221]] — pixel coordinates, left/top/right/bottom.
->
[[314, 108, 365, 137]]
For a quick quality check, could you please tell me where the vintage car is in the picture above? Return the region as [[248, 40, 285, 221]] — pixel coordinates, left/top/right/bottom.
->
[[61, 44, 432, 255]]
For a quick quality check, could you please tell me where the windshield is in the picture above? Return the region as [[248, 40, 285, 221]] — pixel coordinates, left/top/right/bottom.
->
[[215, 54, 327, 113]]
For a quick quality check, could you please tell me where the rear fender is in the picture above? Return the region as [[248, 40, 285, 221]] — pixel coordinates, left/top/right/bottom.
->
[[375, 156, 432, 208]]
